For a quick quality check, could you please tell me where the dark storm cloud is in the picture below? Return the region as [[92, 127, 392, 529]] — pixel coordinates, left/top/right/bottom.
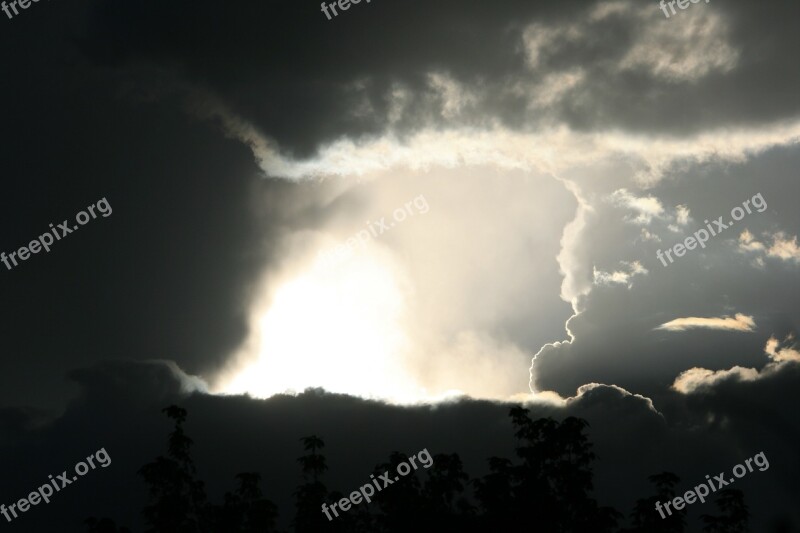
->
[[1, 360, 796, 532], [672, 360, 800, 529], [0, 88, 272, 407], [0, 3, 294, 408], [79, 0, 800, 161]]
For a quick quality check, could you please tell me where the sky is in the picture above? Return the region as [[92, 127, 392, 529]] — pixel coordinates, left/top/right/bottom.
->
[[1, 0, 799, 531]]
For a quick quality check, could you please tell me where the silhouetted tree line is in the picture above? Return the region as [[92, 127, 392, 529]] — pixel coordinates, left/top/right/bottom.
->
[[86, 405, 751, 532]]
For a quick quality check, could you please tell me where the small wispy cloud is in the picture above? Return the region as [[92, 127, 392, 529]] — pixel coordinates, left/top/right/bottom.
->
[[738, 230, 800, 263], [611, 189, 665, 225], [738, 229, 766, 252], [675, 205, 691, 226], [765, 335, 800, 362], [656, 313, 756, 332], [767, 233, 800, 262], [593, 261, 648, 289]]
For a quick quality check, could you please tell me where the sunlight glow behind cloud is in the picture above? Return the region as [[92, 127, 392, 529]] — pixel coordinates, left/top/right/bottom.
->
[[214, 248, 432, 403]]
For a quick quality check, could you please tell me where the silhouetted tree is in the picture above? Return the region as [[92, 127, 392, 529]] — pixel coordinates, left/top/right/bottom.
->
[[325, 487, 375, 533], [625, 472, 687, 533], [371, 451, 425, 533], [421, 452, 475, 530], [473, 407, 619, 533], [92, 405, 741, 532], [473, 456, 515, 530], [137, 406, 278, 533], [215, 472, 278, 532], [138, 405, 210, 532], [701, 488, 749, 533], [293, 435, 332, 533]]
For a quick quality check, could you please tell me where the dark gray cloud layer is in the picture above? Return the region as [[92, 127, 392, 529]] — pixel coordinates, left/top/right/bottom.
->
[[80, 0, 800, 159], [0, 3, 283, 407]]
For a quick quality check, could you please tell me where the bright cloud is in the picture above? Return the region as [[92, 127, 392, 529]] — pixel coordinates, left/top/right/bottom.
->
[[593, 261, 648, 288], [672, 335, 800, 393], [738, 230, 800, 263], [672, 365, 760, 394], [656, 313, 756, 333], [765, 335, 800, 363], [611, 189, 665, 225]]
